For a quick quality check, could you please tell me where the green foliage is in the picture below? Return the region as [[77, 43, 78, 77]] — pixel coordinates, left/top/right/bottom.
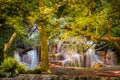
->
[[0, 0, 120, 65], [24, 30, 40, 47], [16, 63, 28, 74], [0, 0, 119, 42], [111, 27, 120, 37], [0, 0, 39, 62], [6, 16, 25, 36], [0, 26, 15, 62], [1, 57, 28, 77], [1, 57, 18, 72], [38, 0, 120, 51]]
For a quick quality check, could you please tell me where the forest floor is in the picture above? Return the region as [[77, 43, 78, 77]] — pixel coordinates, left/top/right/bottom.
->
[[50, 66, 120, 77], [1, 66, 120, 80]]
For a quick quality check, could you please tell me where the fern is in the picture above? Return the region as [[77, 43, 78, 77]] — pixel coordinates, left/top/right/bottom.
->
[[1, 57, 28, 77]]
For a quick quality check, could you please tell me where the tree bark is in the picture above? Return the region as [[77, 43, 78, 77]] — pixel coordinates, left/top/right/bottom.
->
[[38, 0, 49, 72], [101, 37, 120, 42], [4, 32, 16, 59], [38, 26, 49, 72]]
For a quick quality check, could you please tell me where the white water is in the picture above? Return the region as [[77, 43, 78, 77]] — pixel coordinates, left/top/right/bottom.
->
[[14, 38, 115, 69], [85, 50, 103, 67], [14, 48, 39, 70], [53, 40, 105, 67], [61, 50, 82, 67], [58, 48, 103, 67], [85, 41, 103, 67]]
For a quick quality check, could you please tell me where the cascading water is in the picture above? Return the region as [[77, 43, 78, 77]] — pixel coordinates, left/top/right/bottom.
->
[[85, 40, 103, 67], [51, 39, 83, 67], [14, 36, 116, 69], [61, 50, 82, 67], [14, 26, 40, 70], [51, 38, 112, 68], [14, 48, 39, 70]]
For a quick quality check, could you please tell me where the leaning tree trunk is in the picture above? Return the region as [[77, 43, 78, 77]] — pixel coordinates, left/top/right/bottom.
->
[[38, 0, 49, 72], [4, 32, 16, 59]]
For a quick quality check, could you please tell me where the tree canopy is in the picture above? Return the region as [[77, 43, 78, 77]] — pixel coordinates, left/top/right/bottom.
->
[[0, 0, 120, 62]]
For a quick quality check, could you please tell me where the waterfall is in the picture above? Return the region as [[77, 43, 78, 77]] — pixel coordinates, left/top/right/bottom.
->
[[61, 50, 82, 67], [52, 40, 105, 67], [85, 40, 103, 67], [85, 50, 103, 67], [26, 48, 38, 70], [14, 48, 39, 70], [50, 39, 103, 67]]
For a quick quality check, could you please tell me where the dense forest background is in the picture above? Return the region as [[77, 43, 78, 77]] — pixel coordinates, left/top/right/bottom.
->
[[0, 0, 120, 66]]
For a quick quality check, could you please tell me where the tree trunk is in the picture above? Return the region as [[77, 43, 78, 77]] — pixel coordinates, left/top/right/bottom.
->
[[38, 26, 49, 72], [38, 0, 49, 72], [4, 32, 16, 59]]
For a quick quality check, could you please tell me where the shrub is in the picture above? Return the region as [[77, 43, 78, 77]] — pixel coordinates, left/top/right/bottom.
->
[[1, 57, 28, 77], [16, 63, 28, 74], [0, 66, 4, 77]]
